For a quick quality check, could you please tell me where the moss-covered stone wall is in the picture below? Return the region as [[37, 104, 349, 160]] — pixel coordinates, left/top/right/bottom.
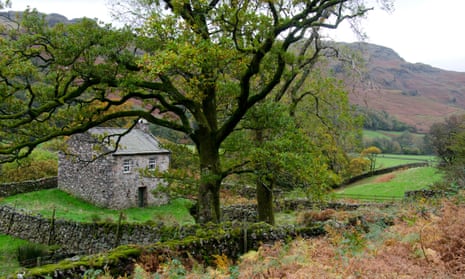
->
[[0, 205, 325, 278], [23, 222, 325, 278], [0, 205, 168, 253], [0, 205, 326, 257]]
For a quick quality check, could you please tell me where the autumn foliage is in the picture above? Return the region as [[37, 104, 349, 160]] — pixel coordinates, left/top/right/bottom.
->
[[132, 195, 465, 278]]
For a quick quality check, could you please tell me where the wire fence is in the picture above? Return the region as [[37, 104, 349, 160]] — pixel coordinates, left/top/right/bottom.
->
[[334, 193, 404, 202], [17, 253, 78, 268]]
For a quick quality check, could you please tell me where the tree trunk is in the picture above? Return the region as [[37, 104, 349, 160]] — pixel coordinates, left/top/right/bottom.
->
[[196, 169, 221, 223], [257, 179, 275, 225], [254, 128, 275, 225], [195, 135, 222, 224]]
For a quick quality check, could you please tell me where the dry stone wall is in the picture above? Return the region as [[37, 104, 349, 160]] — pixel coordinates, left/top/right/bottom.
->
[[0, 206, 167, 253], [21, 222, 325, 278], [222, 200, 367, 222], [404, 189, 442, 199], [0, 177, 57, 197], [0, 205, 326, 258]]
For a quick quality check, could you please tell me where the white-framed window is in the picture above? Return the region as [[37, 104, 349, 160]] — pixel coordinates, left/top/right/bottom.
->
[[123, 159, 131, 173], [148, 158, 156, 170]]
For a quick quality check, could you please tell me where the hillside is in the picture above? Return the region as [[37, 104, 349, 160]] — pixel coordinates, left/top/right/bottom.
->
[[0, 10, 82, 27], [335, 42, 465, 133]]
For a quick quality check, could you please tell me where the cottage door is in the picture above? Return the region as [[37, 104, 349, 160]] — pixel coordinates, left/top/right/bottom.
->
[[138, 187, 147, 207]]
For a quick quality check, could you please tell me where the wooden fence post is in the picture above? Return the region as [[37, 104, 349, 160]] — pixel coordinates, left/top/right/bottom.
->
[[115, 211, 123, 247], [48, 207, 56, 246]]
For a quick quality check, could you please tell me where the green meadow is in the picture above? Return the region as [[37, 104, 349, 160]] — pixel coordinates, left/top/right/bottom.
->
[[0, 189, 195, 225], [374, 154, 437, 169], [335, 166, 443, 200]]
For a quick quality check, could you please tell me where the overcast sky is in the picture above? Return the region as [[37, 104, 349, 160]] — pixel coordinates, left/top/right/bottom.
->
[[5, 0, 465, 72]]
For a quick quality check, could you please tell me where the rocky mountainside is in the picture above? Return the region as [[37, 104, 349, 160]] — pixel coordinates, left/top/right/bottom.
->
[[335, 42, 465, 133], [0, 11, 81, 26]]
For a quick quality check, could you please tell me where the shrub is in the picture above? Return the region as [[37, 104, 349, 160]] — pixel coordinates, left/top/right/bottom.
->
[[430, 201, 465, 276], [17, 243, 49, 268], [348, 157, 370, 176], [297, 209, 336, 226], [0, 147, 57, 183], [138, 253, 161, 272], [90, 213, 102, 223]]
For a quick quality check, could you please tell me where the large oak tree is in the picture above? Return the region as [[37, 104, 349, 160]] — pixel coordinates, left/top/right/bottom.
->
[[0, 0, 389, 223]]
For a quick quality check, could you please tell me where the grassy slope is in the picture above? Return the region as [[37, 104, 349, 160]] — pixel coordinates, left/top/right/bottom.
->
[[363, 129, 393, 140], [363, 130, 426, 139], [336, 167, 443, 198], [375, 154, 437, 169], [0, 189, 195, 225]]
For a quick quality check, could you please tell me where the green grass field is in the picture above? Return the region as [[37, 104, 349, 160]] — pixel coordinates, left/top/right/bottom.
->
[[363, 129, 393, 140], [375, 154, 437, 169], [363, 129, 425, 141], [335, 166, 443, 200], [0, 235, 31, 276], [0, 189, 195, 225]]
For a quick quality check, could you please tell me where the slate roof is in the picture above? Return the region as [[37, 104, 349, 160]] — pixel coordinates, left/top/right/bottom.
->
[[88, 127, 170, 155]]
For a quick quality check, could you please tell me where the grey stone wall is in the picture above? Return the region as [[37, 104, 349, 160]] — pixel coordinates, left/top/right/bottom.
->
[[10, 220, 325, 278], [0, 205, 326, 257], [0, 205, 166, 253], [222, 200, 379, 222], [111, 154, 169, 208], [58, 132, 117, 208], [404, 189, 442, 199], [0, 177, 57, 197], [58, 132, 169, 209]]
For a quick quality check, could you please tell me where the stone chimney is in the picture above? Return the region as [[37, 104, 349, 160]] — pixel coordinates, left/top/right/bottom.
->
[[136, 118, 150, 134]]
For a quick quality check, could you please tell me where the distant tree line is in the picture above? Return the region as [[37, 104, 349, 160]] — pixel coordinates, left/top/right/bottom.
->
[[364, 130, 434, 155], [352, 105, 435, 155], [355, 105, 416, 132]]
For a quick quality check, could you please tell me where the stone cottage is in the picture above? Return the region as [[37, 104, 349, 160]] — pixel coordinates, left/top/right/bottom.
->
[[58, 122, 171, 209]]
